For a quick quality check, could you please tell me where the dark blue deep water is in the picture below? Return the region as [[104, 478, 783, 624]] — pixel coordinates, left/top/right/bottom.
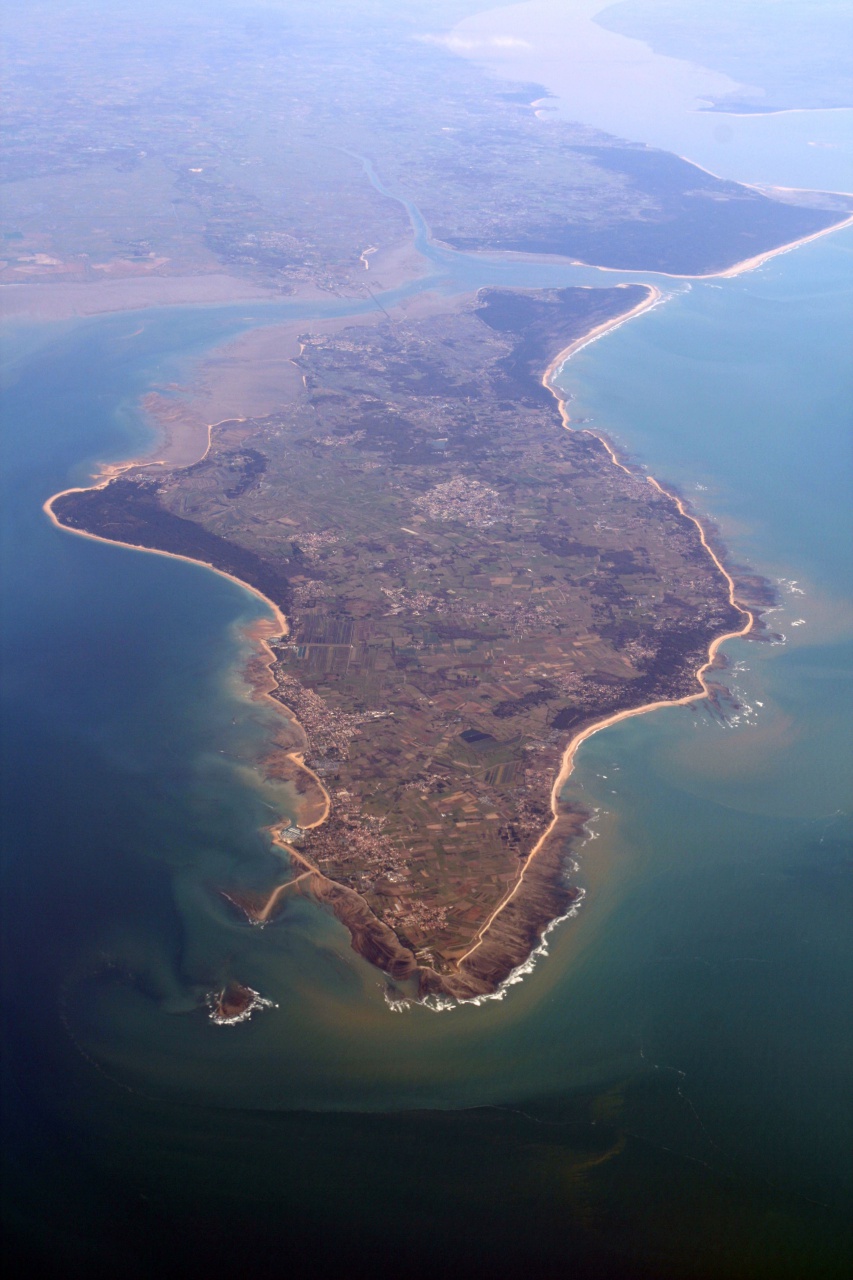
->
[[2, 229, 852, 1279]]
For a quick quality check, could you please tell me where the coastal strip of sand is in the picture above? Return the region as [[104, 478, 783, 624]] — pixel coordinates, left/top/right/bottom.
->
[[42, 468, 335, 819], [43, 480, 287, 636], [43, 479, 336, 836], [591, 200, 853, 282], [426, 201, 853, 285], [709, 213, 853, 279], [456, 292, 753, 971]]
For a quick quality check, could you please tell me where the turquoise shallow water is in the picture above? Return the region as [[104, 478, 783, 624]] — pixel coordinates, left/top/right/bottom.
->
[[1, 227, 851, 1275]]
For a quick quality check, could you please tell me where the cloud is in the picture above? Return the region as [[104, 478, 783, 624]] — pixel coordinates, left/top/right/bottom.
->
[[417, 34, 532, 53]]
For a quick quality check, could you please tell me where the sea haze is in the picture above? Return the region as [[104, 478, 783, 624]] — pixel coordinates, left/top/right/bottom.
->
[[450, 0, 853, 190], [2, 2, 852, 1277]]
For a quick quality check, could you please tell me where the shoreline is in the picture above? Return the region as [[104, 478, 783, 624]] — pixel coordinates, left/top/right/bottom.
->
[[0, 231, 431, 326], [44, 282, 754, 1003], [42, 481, 288, 634], [433, 206, 853, 283], [42, 482, 335, 832], [455, 290, 754, 969], [8, 200, 852, 339], [705, 213, 853, 280], [699, 105, 853, 118]]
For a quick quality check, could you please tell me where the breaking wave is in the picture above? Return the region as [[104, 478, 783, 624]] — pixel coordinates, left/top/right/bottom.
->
[[386, 888, 587, 1014]]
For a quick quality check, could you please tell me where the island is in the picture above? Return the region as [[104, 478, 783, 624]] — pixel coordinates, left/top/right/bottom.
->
[[207, 982, 276, 1026], [49, 283, 758, 1000]]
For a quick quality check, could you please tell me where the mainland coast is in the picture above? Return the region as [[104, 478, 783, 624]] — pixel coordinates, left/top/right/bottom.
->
[[441, 204, 853, 284]]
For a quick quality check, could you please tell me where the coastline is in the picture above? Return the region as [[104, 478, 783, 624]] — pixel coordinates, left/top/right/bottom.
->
[[664, 166, 853, 280], [42, 482, 337, 832], [701, 105, 853, 118], [0, 232, 430, 326], [43, 283, 754, 1005], [7, 198, 851, 341], [431, 205, 853, 284], [43, 482, 288, 631], [706, 213, 853, 280], [455, 293, 754, 971]]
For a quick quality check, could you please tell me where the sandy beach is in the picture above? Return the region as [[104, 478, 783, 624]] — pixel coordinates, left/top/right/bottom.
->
[[709, 213, 853, 279], [456, 302, 754, 970], [544, 283, 665, 365], [427, 202, 853, 284], [43, 476, 336, 870], [43, 481, 288, 635]]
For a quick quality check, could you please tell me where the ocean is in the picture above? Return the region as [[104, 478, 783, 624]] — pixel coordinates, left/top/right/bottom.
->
[[2, 33, 852, 1280]]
